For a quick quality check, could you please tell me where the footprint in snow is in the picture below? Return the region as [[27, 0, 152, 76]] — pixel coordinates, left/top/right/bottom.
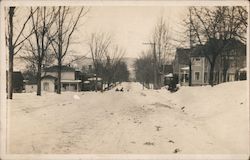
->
[[144, 142, 154, 146], [168, 140, 174, 143], [155, 126, 162, 131], [173, 148, 181, 153]]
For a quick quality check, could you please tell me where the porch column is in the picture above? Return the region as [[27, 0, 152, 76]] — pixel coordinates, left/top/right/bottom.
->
[[183, 70, 186, 83]]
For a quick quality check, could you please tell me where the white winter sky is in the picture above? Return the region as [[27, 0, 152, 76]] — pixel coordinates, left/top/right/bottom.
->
[[72, 6, 188, 58], [7, 6, 189, 59], [3, 1, 247, 61]]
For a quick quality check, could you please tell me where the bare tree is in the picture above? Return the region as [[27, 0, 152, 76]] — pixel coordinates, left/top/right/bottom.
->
[[88, 32, 112, 91], [134, 51, 154, 89], [104, 45, 125, 89], [5, 7, 36, 99], [148, 16, 172, 89], [24, 7, 57, 96], [188, 6, 247, 86], [50, 6, 88, 94]]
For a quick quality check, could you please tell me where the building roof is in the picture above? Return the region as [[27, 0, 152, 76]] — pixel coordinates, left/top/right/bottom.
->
[[41, 75, 57, 80], [164, 65, 173, 73], [44, 65, 75, 72], [13, 71, 24, 80], [190, 45, 205, 57], [25, 79, 37, 85], [175, 48, 191, 65]]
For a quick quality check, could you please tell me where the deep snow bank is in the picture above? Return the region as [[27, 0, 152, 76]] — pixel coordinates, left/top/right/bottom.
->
[[168, 81, 249, 153]]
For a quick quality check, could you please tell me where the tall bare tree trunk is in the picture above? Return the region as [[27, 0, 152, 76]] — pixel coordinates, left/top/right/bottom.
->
[[209, 62, 215, 86], [57, 7, 62, 94], [57, 60, 62, 94], [7, 7, 15, 99], [153, 43, 158, 89], [95, 69, 98, 92], [8, 51, 14, 99], [188, 60, 192, 86], [37, 62, 42, 96]]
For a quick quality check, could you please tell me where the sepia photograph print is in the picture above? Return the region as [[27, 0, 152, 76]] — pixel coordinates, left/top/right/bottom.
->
[[0, 0, 249, 160]]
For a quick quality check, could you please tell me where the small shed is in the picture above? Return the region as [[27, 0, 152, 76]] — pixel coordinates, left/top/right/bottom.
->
[[41, 75, 57, 92], [24, 80, 37, 93]]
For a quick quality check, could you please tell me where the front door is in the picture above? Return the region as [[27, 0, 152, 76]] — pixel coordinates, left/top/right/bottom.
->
[[43, 82, 49, 91]]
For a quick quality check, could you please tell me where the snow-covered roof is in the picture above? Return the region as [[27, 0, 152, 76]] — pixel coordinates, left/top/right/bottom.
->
[[239, 67, 247, 72], [61, 80, 81, 83], [83, 81, 90, 84], [88, 77, 102, 81], [164, 73, 173, 78], [181, 67, 189, 70]]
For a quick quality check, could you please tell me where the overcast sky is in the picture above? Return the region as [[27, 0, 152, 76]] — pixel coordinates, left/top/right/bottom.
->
[[71, 6, 188, 58], [7, 6, 189, 60]]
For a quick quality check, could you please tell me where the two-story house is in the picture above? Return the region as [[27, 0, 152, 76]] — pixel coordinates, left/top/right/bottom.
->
[[189, 46, 210, 85], [41, 65, 81, 92], [173, 40, 246, 86]]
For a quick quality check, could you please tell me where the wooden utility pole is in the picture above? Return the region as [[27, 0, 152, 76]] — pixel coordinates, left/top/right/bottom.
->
[[188, 8, 193, 87]]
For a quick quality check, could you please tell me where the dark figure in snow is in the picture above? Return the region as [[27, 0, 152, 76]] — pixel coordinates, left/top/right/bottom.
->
[[168, 76, 178, 92], [120, 87, 124, 92]]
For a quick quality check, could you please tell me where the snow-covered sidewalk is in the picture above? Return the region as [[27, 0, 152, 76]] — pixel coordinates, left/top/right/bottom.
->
[[8, 81, 249, 154]]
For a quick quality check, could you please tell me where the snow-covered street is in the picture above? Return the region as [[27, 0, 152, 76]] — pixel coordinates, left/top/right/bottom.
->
[[8, 81, 249, 154]]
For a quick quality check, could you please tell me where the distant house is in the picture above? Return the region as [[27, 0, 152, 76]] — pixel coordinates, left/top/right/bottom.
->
[[172, 48, 191, 85], [189, 45, 210, 85], [42, 65, 81, 92], [173, 40, 246, 86], [218, 41, 246, 82], [190, 41, 246, 85], [6, 71, 24, 93], [12, 71, 24, 93]]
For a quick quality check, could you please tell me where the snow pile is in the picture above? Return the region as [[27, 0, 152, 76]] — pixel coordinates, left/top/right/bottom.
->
[[73, 95, 80, 100], [167, 81, 249, 153], [8, 81, 249, 154]]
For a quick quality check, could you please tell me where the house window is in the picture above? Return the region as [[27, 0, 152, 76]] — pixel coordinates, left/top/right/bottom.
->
[[194, 72, 200, 80], [193, 58, 201, 66]]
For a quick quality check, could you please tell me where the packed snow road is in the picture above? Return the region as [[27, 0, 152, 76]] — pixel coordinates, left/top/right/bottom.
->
[[8, 82, 249, 154]]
